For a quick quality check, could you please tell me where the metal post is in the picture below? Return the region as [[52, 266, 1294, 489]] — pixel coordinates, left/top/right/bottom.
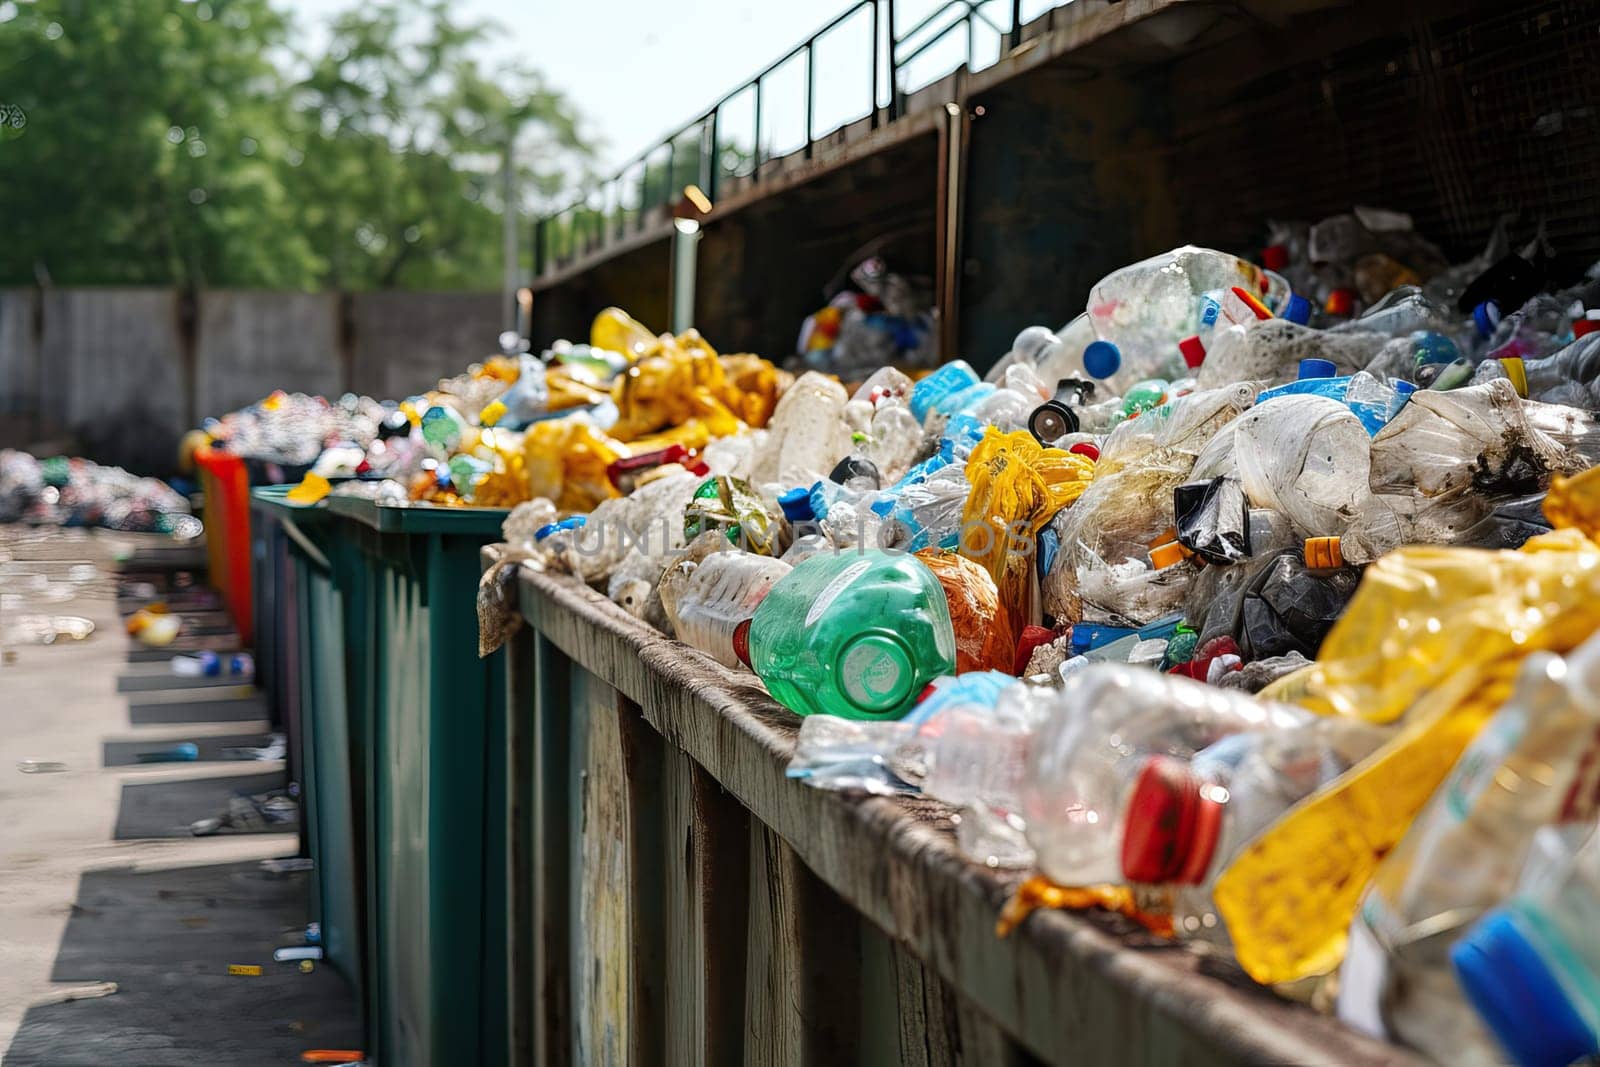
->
[[666, 139, 677, 209], [1009, 0, 1022, 50], [501, 134, 518, 331], [753, 77, 764, 182], [966, 5, 975, 74], [707, 109, 721, 202], [870, 0, 881, 128], [533, 217, 546, 278], [670, 219, 701, 334], [804, 41, 815, 159], [886, 0, 899, 120]]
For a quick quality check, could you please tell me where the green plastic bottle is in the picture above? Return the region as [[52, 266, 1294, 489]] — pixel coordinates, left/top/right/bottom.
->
[[733, 550, 957, 720]]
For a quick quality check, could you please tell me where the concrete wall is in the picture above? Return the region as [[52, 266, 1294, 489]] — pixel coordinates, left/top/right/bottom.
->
[[0, 287, 501, 475]]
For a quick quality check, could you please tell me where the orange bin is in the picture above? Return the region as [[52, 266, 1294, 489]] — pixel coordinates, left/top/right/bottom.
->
[[193, 446, 254, 645]]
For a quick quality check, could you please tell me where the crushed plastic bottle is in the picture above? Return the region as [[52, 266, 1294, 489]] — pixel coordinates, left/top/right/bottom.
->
[[1343, 634, 1600, 1063], [734, 550, 956, 720]]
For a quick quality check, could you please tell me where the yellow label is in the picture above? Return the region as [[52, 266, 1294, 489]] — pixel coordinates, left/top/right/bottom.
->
[[286, 473, 332, 505], [227, 964, 262, 976]]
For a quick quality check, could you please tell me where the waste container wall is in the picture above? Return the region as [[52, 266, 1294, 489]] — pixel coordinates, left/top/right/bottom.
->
[[959, 0, 1600, 365], [330, 497, 509, 1067], [250, 502, 297, 782], [530, 234, 672, 351], [695, 127, 943, 359], [497, 552, 1418, 1067], [251, 487, 366, 1004]]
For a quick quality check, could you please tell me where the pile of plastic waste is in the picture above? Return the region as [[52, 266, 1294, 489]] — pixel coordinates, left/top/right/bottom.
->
[[194, 318, 788, 511], [0, 449, 197, 536], [478, 205, 1600, 1065], [794, 255, 938, 381]]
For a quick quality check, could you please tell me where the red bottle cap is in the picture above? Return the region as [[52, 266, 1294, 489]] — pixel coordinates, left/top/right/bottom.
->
[[732, 618, 753, 668], [1261, 244, 1289, 272], [1121, 756, 1225, 886], [1068, 441, 1100, 462], [1575, 318, 1599, 339], [1325, 288, 1357, 317], [1178, 335, 1207, 369]]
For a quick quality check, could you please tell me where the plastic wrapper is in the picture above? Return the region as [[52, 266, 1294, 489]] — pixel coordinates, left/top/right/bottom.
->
[[559, 469, 703, 586], [523, 417, 629, 513], [960, 429, 1094, 633], [1212, 471, 1600, 988], [915, 549, 1016, 674], [1045, 383, 1255, 624], [682, 475, 782, 556], [1196, 395, 1372, 538]]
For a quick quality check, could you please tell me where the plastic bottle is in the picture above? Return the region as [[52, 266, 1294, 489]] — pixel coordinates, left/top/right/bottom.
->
[[1344, 636, 1600, 1063], [661, 550, 792, 668], [479, 353, 550, 429], [1084, 246, 1266, 389], [1453, 827, 1600, 1067], [1121, 715, 1387, 941], [734, 550, 957, 721], [171, 651, 222, 677], [993, 317, 1124, 390], [1019, 664, 1317, 887], [909, 361, 980, 424]]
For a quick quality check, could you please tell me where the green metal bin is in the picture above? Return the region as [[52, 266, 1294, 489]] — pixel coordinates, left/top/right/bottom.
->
[[327, 495, 509, 1067], [250, 487, 368, 1008]]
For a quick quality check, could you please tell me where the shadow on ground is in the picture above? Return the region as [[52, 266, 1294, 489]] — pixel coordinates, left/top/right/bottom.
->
[[113, 773, 290, 840], [3, 861, 361, 1067]]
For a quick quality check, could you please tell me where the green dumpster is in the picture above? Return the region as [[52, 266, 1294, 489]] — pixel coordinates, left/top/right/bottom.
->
[[327, 494, 509, 1067], [250, 486, 368, 1008]]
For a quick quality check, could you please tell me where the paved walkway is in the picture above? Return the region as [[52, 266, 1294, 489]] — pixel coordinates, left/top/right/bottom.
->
[[0, 526, 361, 1066]]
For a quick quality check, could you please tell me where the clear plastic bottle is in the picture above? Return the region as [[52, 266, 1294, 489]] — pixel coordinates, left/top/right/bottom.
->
[[1085, 246, 1266, 390], [1121, 714, 1388, 941], [1453, 826, 1600, 1067], [734, 550, 956, 720], [1346, 633, 1600, 1064], [1019, 664, 1316, 887], [660, 550, 792, 668]]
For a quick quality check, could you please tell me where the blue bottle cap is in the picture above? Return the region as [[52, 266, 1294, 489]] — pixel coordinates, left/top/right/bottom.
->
[[1452, 908, 1598, 1067], [1392, 380, 1417, 396], [1282, 293, 1312, 325], [778, 486, 815, 523], [1474, 300, 1503, 338], [198, 650, 222, 677], [1297, 358, 1337, 380], [1082, 340, 1121, 379]]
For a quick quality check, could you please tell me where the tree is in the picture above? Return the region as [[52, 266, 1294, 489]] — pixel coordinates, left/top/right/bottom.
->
[[282, 0, 593, 289], [0, 0, 593, 289], [0, 0, 316, 286]]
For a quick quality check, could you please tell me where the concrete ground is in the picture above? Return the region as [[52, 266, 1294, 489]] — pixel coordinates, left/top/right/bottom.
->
[[0, 526, 362, 1065]]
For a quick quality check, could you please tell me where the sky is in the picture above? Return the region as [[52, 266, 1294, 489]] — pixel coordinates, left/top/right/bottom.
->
[[280, 0, 1028, 174]]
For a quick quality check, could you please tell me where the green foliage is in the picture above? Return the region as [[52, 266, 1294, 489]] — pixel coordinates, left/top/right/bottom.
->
[[0, 0, 591, 289]]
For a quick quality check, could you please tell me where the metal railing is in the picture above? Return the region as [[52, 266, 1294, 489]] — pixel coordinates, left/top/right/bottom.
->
[[534, 0, 1073, 275]]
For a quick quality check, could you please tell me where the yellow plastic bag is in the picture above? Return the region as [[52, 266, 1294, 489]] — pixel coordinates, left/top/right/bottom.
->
[[959, 429, 1094, 633], [523, 417, 629, 513], [590, 306, 658, 361], [1214, 469, 1600, 986]]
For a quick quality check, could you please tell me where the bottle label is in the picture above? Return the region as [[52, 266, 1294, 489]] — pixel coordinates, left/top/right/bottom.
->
[[805, 558, 872, 628], [1444, 709, 1527, 822]]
